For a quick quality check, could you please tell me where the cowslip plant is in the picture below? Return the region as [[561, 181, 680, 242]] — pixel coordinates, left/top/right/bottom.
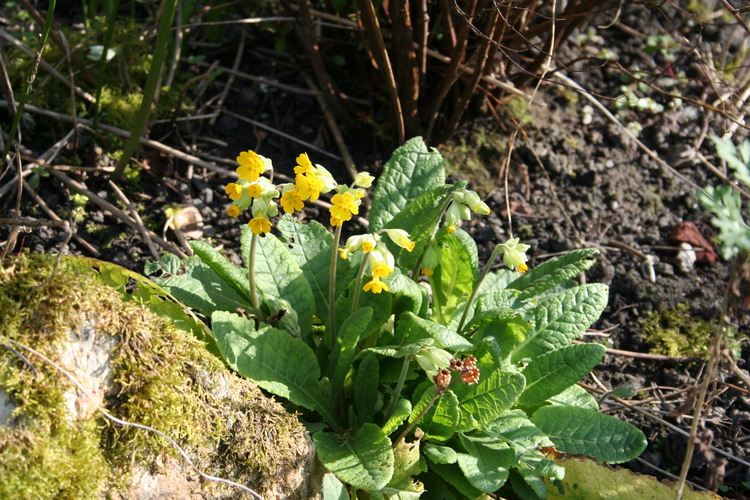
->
[[148, 137, 646, 498]]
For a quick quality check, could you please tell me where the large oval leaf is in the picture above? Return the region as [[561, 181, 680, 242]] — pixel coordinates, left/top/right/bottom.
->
[[314, 424, 395, 491], [518, 343, 605, 407], [531, 406, 647, 463], [369, 137, 445, 231]]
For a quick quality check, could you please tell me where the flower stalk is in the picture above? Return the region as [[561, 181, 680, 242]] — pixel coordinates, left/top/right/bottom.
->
[[327, 223, 344, 349], [247, 232, 265, 323], [457, 244, 504, 334], [351, 252, 371, 313]]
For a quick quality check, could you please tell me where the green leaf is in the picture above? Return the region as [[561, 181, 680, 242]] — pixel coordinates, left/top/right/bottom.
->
[[458, 370, 526, 431], [322, 473, 349, 500], [156, 259, 249, 316], [353, 353, 380, 426], [369, 137, 445, 231], [512, 284, 609, 361], [477, 269, 518, 294], [423, 444, 458, 464], [519, 343, 606, 407], [277, 215, 334, 319], [335, 284, 392, 339], [480, 410, 554, 458], [433, 229, 478, 322], [510, 469, 546, 500], [382, 398, 412, 436], [398, 312, 473, 351], [508, 249, 599, 300], [190, 240, 251, 300], [531, 406, 647, 463], [548, 384, 599, 410], [211, 311, 332, 421], [388, 271, 427, 317], [330, 307, 373, 403], [383, 185, 452, 268], [457, 437, 512, 492], [313, 424, 395, 491], [428, 463, 483, 499], [247, 228, 316, 337], [408, 386, 459, 442]]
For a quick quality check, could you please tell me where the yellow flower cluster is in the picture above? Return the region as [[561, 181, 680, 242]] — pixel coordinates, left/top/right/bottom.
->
[[225, 150, 379, 235], [339, 229, 415, 293], [443, 189, 491, 233], [224, 149, 277, 234]]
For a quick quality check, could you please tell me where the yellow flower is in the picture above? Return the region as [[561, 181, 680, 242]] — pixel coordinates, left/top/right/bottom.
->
[[227, 205, 241, 218], [383, 229, 415, 252], [370, 262, 393, 280], [281, 189, 304, 214], [247, 183, 264, 198], [446, 225, 456, 233], [330, 216, 343, 227], [338, 248, 350, 260], [248, 216, 272, 234], [294, 153, 314, 174], [330, 192, 359, 222], [296, 172, 324, 201], [236, 150, 265, 182], [361, 238, 375, 252], [421, 268, 434, 276], [354, 171, 375, 188], [225, 182, 243, 201], [363, 278, 389, 294], [499, 237, 531, 273]]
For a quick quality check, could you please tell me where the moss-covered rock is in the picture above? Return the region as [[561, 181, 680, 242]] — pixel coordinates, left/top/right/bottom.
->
[[0, 253, 320, 499]]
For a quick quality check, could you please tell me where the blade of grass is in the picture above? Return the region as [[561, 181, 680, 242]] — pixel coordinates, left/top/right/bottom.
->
[[1, 0, 57, 161], [93, 0, 120, 129], [113, 0, 178, 178]]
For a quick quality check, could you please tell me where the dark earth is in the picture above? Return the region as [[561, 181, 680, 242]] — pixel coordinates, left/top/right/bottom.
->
[[1, 1, 749, 497]]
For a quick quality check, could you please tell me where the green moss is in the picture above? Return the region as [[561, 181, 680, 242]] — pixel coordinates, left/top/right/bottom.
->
[[640, 303, 714, 357], [0, 253, 309, 497]]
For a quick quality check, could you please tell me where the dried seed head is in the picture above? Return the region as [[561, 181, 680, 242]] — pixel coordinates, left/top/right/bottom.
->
[[461, 366, 480, 385], [462, 355, 477, 368], [434, 369, 452, 391], [449, 358, 463, 370]]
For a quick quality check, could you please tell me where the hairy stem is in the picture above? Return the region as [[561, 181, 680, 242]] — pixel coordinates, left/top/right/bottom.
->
[[384, 356, 411, 422], [248, 232, 265, 323], [393, 387, 442, 449], [457, 243, 504, 333], [327, 223, 344, 348], [351, 252, 371, 314]]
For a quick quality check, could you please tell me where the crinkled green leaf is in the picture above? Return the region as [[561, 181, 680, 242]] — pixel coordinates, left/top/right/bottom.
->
[[155, 258, 249, 316], [190, 240, 251, 300], [211, 311, 334, 425], [519, 343, 606, 407], [313, 424, 395, 491], [369, 137, 445, 231], [457, 370, 526, 431], [384, 186, 453, 269], [548, 384, 599, 410], [508, 249, 599, 300], [423, 444, 458, 464], [398, 312, 473, 351], [456, 437, 512, 492], [512, 284, 609, 361], [429, 463, 483, 499], [322, 473, 349, 500], [408, 386, 459, 442], [480, 410, 554, 457], [382, 398, 412, 436], [433, 228, 478, 322], [353, 353, 380, 427], [277, 215, 333, 319], [330, 307, 373, 403], [388, 271, 427, 317], [244, 228, 316, 338], [531, 406, 647, 463]]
